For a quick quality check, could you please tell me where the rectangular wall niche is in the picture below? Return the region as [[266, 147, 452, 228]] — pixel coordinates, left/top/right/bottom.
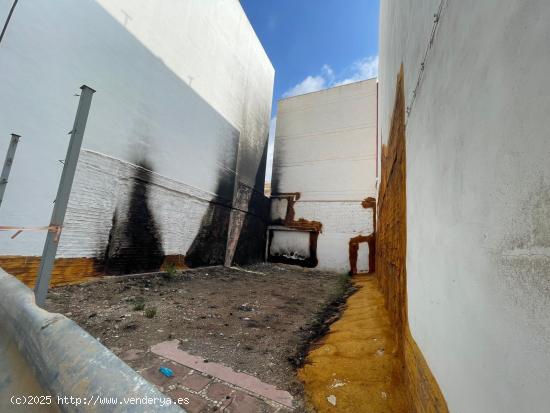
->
[[269, 230, 311, 261]]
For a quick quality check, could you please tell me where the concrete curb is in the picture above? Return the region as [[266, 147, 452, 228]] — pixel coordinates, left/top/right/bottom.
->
[[0, 269, 184, 412]]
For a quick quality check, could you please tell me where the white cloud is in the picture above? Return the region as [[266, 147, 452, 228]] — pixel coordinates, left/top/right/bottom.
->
[[321, 64, 335, 84], [265, 116, 276, 182], [282, 55, 378, 98], [282, 75, 327, 98], [335, 56, 379, 86]]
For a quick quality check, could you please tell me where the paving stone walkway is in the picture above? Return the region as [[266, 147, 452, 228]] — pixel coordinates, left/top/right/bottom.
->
[[135, 339, 294, 413]]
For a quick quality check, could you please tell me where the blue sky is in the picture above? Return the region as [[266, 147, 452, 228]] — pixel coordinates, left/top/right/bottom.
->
[[240, 0, 380, 181]]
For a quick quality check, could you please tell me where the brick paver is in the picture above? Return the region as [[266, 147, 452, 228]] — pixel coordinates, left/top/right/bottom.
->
[[168, 389, 209, 413], [141, 365, 172, 387], [167, 361, 192, 378], [223, 391, 273, 413], [140, 344, 294, 411], [181, 373, 211, 391], [206, 382, 233, 401], [151, 340, 293, 408]]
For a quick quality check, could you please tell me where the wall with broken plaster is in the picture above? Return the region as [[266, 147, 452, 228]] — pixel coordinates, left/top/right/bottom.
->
[[379, 0, 550, 411], [270, 80, 377, 273], [0, 0, 273, 272]]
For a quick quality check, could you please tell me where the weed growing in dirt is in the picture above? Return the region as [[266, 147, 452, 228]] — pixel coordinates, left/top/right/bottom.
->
[[334, 273, 352, 298], [145, 306, 157, 318], [163, 264, 178, 280], [132, 297, 145, 311]]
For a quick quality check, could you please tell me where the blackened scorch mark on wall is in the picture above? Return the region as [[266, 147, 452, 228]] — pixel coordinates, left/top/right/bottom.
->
[[231, 138, 271, 266], [268, 229, 320, 268], [267, 192, 323, 268], [103, 159, 164, 274], [184, 199, 232, 267], [184, 169, 234, 267], [187, 129, 270, 268]]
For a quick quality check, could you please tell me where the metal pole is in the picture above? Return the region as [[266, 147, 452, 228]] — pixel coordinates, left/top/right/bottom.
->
[[34, 85, 95, 306], [0, 0, 19, 46], [0, 133, 20, 208]]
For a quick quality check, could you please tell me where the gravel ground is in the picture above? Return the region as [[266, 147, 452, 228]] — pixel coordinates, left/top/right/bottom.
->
[[45, 263, 351, 405]]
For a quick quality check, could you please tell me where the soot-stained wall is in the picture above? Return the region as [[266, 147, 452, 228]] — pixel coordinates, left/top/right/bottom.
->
[[0, 0, 274, 280]]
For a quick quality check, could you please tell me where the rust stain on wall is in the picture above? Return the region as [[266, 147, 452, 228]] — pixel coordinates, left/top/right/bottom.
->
[[268, 192, 322, 267], [272, 192, 323, 232], [160, 254, 188, 270], [376, 66, 448, 412], [349, 197, 377, 275], [349, 234, 375, 275], [0, 254, 188, 288], [0, 256, 103, 287]]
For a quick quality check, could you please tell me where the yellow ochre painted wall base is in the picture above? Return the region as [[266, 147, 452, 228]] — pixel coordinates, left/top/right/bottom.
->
[[299, 67, 448, 412]]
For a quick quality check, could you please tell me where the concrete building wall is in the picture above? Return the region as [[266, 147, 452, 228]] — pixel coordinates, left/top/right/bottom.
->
[[379, 1, 550, 411], [270, 80, 377, 273], [0, 0, 273, 277]]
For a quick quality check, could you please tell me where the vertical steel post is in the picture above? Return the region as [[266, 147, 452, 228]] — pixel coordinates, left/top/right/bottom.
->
[[0, 133, 20, 208], [34, 85, 95, 306]]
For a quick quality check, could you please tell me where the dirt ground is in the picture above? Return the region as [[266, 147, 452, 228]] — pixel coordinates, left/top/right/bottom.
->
[[45, 263, 352, 404]]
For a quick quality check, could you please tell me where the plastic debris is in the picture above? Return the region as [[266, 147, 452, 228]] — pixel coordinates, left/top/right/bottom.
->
[[159, 367, 174, 377]]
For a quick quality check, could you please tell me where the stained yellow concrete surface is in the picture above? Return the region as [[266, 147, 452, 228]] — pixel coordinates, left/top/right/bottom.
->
[[298, 274, 408, 412]]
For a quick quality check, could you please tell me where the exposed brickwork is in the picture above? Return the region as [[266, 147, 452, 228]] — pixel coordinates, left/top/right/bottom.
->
[[376, 67, 448, 412], [271, 193, 322, 232], [294, 200, 373, 234], [267, 192, 322, 267], [1, 150, 267, 285], [377, 68, 408, 344], [268, 193, 375, 272]]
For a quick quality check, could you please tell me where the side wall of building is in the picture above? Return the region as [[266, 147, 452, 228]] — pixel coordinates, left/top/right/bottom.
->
[[0, 0, 273, 279], [379, 1, 550, 411], [270, 80, 377, 274]]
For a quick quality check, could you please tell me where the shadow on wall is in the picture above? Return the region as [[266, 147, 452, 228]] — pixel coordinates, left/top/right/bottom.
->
[[184, 128, 239, 267], [102, 159, 164, 274], [186, 138, 271, 268], [0, 0, 271, 282], [232, 137, 270, 265], [184, 188, 232, 267]]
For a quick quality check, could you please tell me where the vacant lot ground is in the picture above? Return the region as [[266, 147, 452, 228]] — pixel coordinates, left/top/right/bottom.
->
[[45, 263, 350, 405]]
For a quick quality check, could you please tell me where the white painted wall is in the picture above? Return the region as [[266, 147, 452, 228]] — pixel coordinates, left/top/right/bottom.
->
[[0, 0, 273, 258], [60, 150, 216, 258], [379, 1, 550, 411], [271, 80, 377, 273], [293, 201, 373, 272]]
